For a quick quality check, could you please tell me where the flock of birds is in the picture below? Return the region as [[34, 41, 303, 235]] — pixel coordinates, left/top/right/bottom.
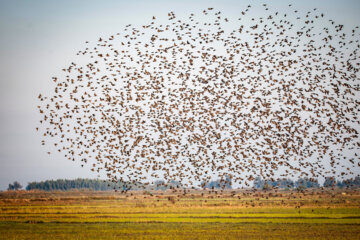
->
[[37, 4, 360, 190]]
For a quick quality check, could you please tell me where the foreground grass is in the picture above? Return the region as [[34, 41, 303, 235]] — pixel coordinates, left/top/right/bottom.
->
[[0, 189, 359, 239], [1, 222, 360, 240]]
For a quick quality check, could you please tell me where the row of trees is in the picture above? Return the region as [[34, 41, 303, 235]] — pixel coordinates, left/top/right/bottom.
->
[[23, 178, 231, 191], [25, 179, 182, 191], [153, 180, 182, 190], [333, 177, 360, 188], [253, 177, 319, 190], [6, 176, 360, 191], [25, 179, 134, 191], [253, 176, 360, 190], [202, 175, 232, 189], [13, 177, 232, 191]]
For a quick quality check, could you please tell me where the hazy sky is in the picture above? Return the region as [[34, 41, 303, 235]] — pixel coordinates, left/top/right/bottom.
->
[[0, 0, 359, 190]]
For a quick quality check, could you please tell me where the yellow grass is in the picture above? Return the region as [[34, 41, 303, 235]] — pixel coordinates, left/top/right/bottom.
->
[[0, 189, 359, 239]]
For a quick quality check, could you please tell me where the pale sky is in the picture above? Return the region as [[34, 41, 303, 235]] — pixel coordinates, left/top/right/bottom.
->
[[0, 0, 360, 190]]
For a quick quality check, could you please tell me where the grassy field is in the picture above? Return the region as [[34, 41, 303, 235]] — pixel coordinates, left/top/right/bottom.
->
[[0, 189, 359, 239]]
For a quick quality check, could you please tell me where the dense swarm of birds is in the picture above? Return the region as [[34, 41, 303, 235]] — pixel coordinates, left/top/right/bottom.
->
[[37, 4, 360, 191]]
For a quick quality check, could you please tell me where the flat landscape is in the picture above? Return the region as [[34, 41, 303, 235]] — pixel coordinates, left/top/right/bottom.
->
[[0, 189, 359, 239]]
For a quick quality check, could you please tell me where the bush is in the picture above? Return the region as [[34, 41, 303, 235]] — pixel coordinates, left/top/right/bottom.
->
[[8, 181, 22, 191]]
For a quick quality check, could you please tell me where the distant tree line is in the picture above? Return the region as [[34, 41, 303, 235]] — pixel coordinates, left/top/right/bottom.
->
[[253, 176, 360, 190], [201, 175, 232, 189], [7, 176, 360, 192], [24, 178, 183, 191], [153, 180, 182, 190], [23, 177, 232, 191], [26, 178, 134, 191], [334, 177, 360, 188], [253, 177, 319, 190]]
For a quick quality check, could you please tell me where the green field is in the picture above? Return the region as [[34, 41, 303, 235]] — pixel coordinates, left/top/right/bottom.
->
[[0, 189, 359, 239]]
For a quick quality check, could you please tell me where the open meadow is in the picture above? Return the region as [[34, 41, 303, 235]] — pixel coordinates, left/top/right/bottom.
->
[[0, 189, 359, 239]]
